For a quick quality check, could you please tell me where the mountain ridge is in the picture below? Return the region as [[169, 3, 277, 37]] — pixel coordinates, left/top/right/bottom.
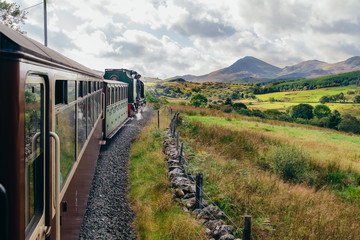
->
[[172, 56, 360, 83]]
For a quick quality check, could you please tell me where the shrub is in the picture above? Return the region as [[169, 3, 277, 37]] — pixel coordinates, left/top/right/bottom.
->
[[220, 105, 233, 113], [224, 98, 232, 105], [313, 104, 331, 119], [251, 109, 267, 118], [291, 104, 314, 120], [189, 94, 208, 108], [354, 95, 360, 103], [158, 96, 169, 104], [236, 109, 252, 116], [232, 102, 247, 110], [327, 110, 342, 129], [266, 145, 310, 183], [338, 114, 360, 134], [319, 95, 330, 104]]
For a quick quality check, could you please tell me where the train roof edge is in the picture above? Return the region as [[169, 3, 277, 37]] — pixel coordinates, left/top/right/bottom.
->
[[0, 23, 102, 78]]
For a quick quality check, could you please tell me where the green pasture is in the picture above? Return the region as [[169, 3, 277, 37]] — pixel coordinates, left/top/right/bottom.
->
[[255, 85, 358, 103], [186, 115, 360, 174], [246, 101, 360, 115]]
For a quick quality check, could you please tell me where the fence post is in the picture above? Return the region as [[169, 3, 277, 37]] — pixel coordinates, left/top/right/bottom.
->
[[243, 215, 251, 240], [178, 143, 183, 164], [196, 173, 203, 209], [157, 110, 160, 128], [176, 132, 179, 152]]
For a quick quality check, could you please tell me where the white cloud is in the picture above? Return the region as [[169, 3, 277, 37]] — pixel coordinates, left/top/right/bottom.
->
[[7, 0, 360, 78]]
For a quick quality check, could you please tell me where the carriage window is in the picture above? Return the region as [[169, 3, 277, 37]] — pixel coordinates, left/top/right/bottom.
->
[[78, 99, 87, 155], [93, 82, 97, 91], [87, 96, 94, 135], [107, 88, 110, 106], [83, 81, 88, 96], [78, 81, 83, 97], [121, 87, 124, 100], [111, 88, 115, 104], [24, 75, 44, 233], [56, 105, 76, 189], [116, 87, 119, 102], [68, 81, 76, 102], [88, 82, 92, 93], [55, 80, 67, 104]]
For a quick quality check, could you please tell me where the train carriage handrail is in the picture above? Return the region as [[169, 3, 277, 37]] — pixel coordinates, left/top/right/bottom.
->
[[50, 132, 60, 240]]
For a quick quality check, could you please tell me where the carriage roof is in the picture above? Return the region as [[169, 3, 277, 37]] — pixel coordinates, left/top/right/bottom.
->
[[0, 23, 102, 78]]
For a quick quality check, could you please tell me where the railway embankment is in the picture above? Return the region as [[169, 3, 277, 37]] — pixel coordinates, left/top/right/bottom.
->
[[79, 106, 154, 240]]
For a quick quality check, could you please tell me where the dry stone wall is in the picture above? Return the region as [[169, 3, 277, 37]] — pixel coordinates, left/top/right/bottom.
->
[[162, 113, 241, 240]]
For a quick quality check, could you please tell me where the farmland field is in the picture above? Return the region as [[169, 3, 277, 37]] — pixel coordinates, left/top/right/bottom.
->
[[171, 108, 360, 239], [186, 115, 360, 174], [255, 86, 358, 103]]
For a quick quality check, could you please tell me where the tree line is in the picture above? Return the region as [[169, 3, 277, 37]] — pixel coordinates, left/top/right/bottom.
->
[[249, 71, 360, 94]]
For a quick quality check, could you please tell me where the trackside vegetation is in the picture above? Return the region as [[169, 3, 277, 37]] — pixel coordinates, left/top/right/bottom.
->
[[129, 110, 207, 240]]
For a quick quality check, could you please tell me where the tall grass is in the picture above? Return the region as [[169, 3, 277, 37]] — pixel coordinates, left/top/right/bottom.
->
[[129, 109, 207, 239], [178, 119, 360, 239], [185, 115, 360, 175]]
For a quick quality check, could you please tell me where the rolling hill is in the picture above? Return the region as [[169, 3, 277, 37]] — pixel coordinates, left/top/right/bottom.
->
[[173, 56, 360, 83]]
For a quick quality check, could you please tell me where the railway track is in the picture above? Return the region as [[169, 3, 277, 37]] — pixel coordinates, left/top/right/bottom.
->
[[79, 107, 154, 240]]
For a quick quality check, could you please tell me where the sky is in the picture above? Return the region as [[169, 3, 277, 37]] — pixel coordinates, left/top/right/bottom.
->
[[10, 0, 360, 78]]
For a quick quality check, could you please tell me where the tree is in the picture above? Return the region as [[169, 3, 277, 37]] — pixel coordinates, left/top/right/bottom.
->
[[337, 92, 345, 102], [189, 94, 207, 107], [231, 91, 240, 100], [291, 104, 314, 120], [354, 95, 360, 103], [224, 98, 232, 105], [338, 114, 360, 134], [313, 104, 331, 119], [326, 110, 342, 129], [0, 1, 27, 33], [319, 95, 330, 104], [232, 102, 247, 110]]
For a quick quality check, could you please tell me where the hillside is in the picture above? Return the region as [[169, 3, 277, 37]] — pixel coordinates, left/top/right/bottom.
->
[[174, 56, 360, 83], [278, 56, 360, 79]]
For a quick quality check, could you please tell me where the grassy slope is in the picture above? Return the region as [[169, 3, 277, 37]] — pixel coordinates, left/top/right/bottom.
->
[[129, 110, 207, 240], [255, 86, 357, 102], [177, 114, 360, 239], [187, 115, 360, 174]]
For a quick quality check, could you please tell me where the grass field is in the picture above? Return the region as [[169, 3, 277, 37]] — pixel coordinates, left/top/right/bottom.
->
[[186, 115, 360, 174], [177, 113, 360, 239], [255, 86, 358, 103]]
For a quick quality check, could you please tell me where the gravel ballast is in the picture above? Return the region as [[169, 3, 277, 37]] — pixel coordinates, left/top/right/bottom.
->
[[79, 106, 154, 240]]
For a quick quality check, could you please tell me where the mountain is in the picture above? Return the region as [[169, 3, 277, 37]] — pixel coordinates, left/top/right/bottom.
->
[[180, 56, 281, 83], [173, 56, 360, 83], [278, 56, 360, 79]]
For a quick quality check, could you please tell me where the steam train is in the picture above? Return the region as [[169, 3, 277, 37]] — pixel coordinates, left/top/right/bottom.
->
[[0, 24, 145, 240]]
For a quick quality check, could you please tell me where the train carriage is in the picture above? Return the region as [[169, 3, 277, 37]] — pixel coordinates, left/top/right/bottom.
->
[[0, 24, 104, 240], [103, 80, 129, 139]]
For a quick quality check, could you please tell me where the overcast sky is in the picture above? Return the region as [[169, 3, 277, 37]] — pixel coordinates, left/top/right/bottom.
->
[[11, 0, 360, 78]]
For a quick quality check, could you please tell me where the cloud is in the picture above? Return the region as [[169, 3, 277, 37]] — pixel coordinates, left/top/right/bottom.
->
[[9, 0, 360, 78]]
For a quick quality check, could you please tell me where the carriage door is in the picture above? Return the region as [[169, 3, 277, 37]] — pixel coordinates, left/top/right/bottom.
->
[[24, 75, 49, 240]]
